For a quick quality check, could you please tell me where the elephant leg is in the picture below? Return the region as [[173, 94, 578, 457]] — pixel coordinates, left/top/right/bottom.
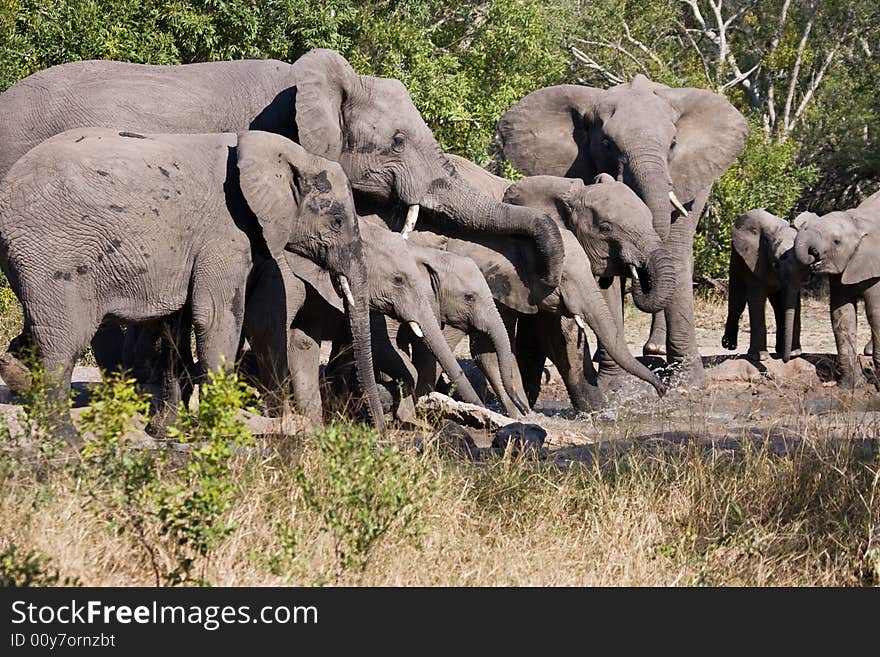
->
[[470, 331, 527, 418], [746, 291, 769, 361], [29, 317, 94, 440], [644, 310, 667, 356], [664, 191, 707, 388], [145, 314, 188, 436], [288, 318, 323, 423], [371, 316, 417, 419], [829, 277, 865, 389], [514, 313, 545, 408], [191, 269, 245, 379], [543, 314, 603, 413], [722, 261, 747, 351], [861, 283, 880, 388]]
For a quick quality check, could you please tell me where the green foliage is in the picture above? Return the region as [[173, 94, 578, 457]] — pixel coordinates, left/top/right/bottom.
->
[[0, 543, 77, 586], [79, 373, 161, 583], [154, 366, 255, 585], [696, 124, 819, 280], [295, 422, 427, 581]]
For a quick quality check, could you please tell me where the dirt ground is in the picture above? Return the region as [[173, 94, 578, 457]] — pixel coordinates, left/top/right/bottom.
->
[[2, 292, 879, 458]]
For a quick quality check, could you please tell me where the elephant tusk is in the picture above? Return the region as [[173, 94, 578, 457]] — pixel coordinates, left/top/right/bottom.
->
[[629, 264, 640, 280], [401, 204, 420, 239], [339, 275, 356, 307], [669, 191, 689, 217], [408, 321, 424, 338], [574, 315, 587, 331]]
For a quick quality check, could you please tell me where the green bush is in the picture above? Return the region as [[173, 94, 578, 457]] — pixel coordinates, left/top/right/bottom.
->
[[0, 544, 77, 586], [295, 422, 427, 581]]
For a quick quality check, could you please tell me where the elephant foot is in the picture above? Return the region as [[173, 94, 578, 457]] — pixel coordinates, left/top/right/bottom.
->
[[747, 350, 771, 363], [839, 372, 867, 390], [721, 334, 737, 351], [667, 355, 707, 390], [642, 341, 667, 357]]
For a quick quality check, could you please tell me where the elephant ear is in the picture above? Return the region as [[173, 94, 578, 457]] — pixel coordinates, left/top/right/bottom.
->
[[842, 215, 880, 285], [498, 84, 604, 179], [290, 49, 357, 160], [237, 130, 314, 259], [502, 175, 583, 230], [410, 248, 443, 318], [656, 86, 749, 201], [732, 210, 773, 277], [284, 252, 344, 313]]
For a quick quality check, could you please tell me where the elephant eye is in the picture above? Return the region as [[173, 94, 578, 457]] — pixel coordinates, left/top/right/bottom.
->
[[392, 274, 406, 286], [463, 292, 475, 303], [391, 131, 406, 152], [601, 137, 612, 150], [598, 221, 613, 233]]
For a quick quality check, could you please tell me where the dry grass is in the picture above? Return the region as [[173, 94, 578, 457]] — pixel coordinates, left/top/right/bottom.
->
[[2, 419, 878, 587]]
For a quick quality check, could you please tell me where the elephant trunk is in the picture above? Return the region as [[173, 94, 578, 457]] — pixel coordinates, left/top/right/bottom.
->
[[475, 304, 530, 417], [626, 153, 675, 240], [411, 306, 484, 407], [343, 255, 386, 434], [794, 234, 817, 267], [564, 276, 667, 397], [423, 177, 564, 288], [630, 246, 677, 313], [781, 283, 799, 363]]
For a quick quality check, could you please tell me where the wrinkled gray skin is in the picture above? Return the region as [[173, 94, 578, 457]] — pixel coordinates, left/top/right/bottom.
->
[[794, 191, 880, 388], [499, 75, 748, 387], [245, 220, 492, 424], [446, 155, 674, 403], [0, 49, 563, 288], [405, 227, 668, 412], [722, 209, 807, 363], [0, 128, 382, 434], [374, 235, 529, 419]]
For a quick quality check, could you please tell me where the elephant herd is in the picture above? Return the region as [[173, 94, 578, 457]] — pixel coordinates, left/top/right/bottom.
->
[[0, 48, 876, 438]]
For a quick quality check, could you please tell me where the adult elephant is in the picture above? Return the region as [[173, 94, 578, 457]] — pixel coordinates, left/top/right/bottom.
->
[[0, 49, 562, 287], [794, 191, 880, 389], [498, 75, 748, 387], [445, 155, 674, 402], [0, 129, 381, 433], [722, 209, 806, 363]]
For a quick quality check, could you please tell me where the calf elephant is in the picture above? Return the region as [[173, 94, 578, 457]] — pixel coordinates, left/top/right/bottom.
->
[[499, 75, 748, 386], [0, 128, 382, 433], [722, 209, 807, 362], [794, 191, 880, 388]]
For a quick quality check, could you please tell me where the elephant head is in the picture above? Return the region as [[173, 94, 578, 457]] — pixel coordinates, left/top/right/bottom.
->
[[235, 130, 384, 430], [289, 49, 564, 287], [406, 242, 530, 415], [498, 76, 748, 239], [734, 209, 806, 361], [794, 192, 880, 284], [502, 173, 676, 313]]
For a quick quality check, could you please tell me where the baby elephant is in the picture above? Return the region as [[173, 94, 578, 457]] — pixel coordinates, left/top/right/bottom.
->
[[722, 209, 808, 362], [794, 191, 880, 388], [0, 128, 379, 434]]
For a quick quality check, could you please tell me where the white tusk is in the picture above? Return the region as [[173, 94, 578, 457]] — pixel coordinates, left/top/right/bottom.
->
[[669, 191, 689, 217], [401, 204, 420, 239], [574, 315, 587, 331], [408, 321, 424, 338], [629, 264, 640, 280], [339, 275, 356, 307]]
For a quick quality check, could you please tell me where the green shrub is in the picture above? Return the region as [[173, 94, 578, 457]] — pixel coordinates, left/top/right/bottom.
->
[[295, 422, 427, 581], [0, 544, 77, 586]]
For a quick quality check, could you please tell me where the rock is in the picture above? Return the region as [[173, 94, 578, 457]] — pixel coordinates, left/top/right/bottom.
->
[[492, 422, 546, 454], [415, 391, 517, 431]]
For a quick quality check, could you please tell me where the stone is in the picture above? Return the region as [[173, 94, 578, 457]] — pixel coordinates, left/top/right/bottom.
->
[[431, 420, 478, 459]]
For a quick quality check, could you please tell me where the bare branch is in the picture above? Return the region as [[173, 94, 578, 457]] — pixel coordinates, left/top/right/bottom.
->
[[676, 20, 713, 86], [570, 46, 625, 85], [720, 61, 760, 91], [782, 3, 817, 133], [622, 21, 665, 69], [574, 38, 649, 75]]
